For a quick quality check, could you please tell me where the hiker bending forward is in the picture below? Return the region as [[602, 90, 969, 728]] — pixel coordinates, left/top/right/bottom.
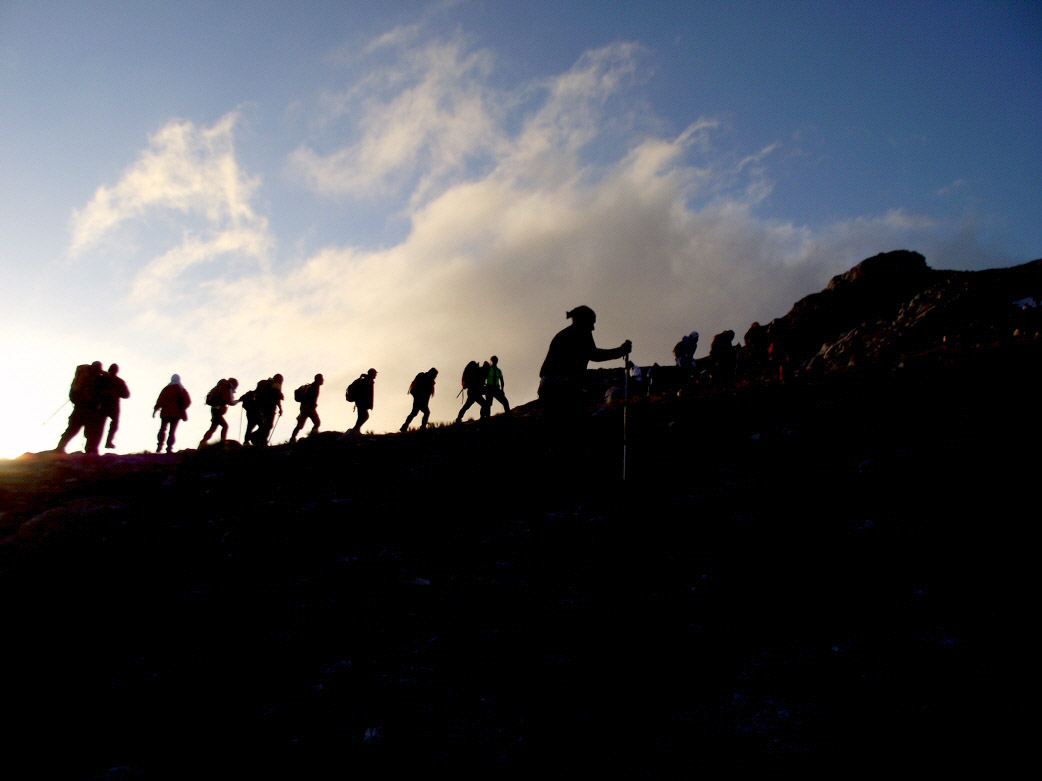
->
[[199, 378, 240, 447], [347, 368, 377, 434], [401, 368, 438, 431], [290, 374, 324, 442]]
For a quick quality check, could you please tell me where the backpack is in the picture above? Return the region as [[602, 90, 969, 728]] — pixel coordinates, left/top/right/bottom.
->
[[240, 389, 256, 410], [206, 379, 229, 407], [69, 364, 95, 405], [294, 383, 310, 403], [346, 376, 366, 403], [461, 361, 481, 389]]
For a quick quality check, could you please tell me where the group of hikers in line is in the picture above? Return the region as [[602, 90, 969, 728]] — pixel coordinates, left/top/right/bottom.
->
[[54, 305, 636, 454]]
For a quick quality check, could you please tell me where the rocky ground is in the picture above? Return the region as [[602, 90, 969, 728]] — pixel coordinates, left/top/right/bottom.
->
[[1, 253, 1038, 778]]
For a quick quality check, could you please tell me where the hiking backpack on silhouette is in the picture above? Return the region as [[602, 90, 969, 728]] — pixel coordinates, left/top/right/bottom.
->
[[69, 364, 94, 405], [294, 383, 309, 403], [206, 379, 228, 407], [461, 361, 481, 388], [346, 376, 366, 403]]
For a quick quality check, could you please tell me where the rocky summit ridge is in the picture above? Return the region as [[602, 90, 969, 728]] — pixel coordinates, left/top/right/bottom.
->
[[1, 250, 1039, 778]]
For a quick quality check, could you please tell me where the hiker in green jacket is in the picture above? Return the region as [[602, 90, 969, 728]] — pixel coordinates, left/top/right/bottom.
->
[[483, 355, 510, 417]]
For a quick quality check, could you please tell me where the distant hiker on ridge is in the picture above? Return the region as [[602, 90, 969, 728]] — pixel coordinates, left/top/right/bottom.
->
[[290, 373, 324, 442], [401, 367, 437, 432], [154, 374, 191, 453], [199, 377, 240, 447], [55, 361, 107, 455], [98, 364, 130, 450], [483, 355, 511, 417], [456, 359, 489, 423], [345, 368, 377, 435], [673, 331, 698, 370], [538, 305, 631, 425], [251, 374, 284, 446]]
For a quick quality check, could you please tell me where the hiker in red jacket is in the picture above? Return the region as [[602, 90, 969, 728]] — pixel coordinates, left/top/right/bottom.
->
[[154, 374, 191, 453]]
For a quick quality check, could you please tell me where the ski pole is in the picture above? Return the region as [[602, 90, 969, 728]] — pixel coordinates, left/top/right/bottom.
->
[[42, 399, 70, 426]]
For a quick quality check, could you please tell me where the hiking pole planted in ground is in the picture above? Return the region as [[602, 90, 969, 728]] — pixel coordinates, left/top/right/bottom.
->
[[623, 353, 629, 481], [268, 410, 282, 444], [238, 406, 243, 441]]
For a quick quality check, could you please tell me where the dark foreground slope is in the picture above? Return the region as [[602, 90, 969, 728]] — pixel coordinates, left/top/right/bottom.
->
[[2, 258, 1039, 778]]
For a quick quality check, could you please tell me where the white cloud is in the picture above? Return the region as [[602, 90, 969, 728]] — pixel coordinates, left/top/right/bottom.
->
[[68, 111, 272, 306]]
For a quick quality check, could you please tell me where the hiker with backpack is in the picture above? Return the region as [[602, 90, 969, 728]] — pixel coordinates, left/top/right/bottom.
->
[[345, 368, 377, 435], [400, 368, 438, 432], [199, 377, 240, 447], [153, 374, 191, 453], [55, 361, 108, 454], [455, 360, 490, 423], [290, 373, 324, 442], [251, 374, 284, 446], [98, 363, 130, 450], [538, 305, 632, 426], [483, 355, 511, 417]]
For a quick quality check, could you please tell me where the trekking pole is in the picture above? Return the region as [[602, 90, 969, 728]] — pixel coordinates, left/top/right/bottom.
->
[[268, 410, 282, 444], [238, 406, 243, 441], [42, 399, 70, 426], [622, 353, 629, 482]]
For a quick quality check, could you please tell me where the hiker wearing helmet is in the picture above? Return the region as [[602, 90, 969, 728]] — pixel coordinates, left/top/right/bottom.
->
[[199, 377, 240, 447], [538, 305, 631, 423], [290, 373, 324, 442], [401, 368, 438, 431], [154, 374, 191, 453]]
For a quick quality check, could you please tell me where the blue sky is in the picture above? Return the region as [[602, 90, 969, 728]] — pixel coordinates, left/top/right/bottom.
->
[[1, 0, 1039, 456]]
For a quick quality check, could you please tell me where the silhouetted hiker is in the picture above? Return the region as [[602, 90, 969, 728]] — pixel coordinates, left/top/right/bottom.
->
[[456, 360, 489, 423], [538, 305, 632, 425], [708, 330, 737, 385], [673, 331, 698, 369], [97, 363, 130, 450], [199, 377, 240, 447], [742, 321, 768, 380], [251, 374, 284, 446], [290, 373, 324, 442], [55, 361, 107, 454], [240, 384, 261, 444], [483, 355, 511, 417], [345, 368, 377, 435], [154, 374, 191, 453], [401, 368, 438, 431]]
